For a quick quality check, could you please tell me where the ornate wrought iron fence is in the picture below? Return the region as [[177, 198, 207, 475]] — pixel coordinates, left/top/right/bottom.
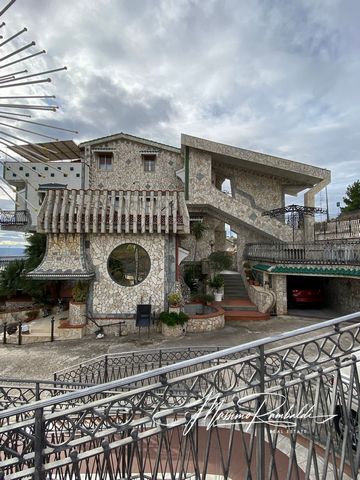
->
[[245, 241, 360, 265], [53, 347, 228, 384], [315, 219, 360, 240], [1, 312, 360, 479]]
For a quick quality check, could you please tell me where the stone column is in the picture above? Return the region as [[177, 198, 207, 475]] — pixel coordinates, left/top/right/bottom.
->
[[272, 275, 287, 315]]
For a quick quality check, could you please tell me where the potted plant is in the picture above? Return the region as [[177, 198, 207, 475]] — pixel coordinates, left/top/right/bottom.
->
[[209, 274, 224, 302], [159, 311, 188, 337], [168, 291, 182, 313]]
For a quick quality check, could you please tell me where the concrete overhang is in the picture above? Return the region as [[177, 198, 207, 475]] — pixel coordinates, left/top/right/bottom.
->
[[181, 134, 331, 192]]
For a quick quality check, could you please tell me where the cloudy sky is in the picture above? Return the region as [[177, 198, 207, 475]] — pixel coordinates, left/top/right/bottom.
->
[[0, 0, 359, 245]]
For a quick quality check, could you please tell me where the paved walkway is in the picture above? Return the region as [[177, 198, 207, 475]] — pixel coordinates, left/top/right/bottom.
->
[[0, 314, 340, 380]]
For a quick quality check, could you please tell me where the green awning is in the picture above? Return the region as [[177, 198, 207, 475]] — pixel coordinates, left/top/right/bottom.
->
[[253, 264, 360, 278]]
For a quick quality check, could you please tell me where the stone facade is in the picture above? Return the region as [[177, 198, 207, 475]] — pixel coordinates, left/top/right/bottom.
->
[[69, 302, 87, 325], [187, 148, 294, 242], [88, 137, 183, 191], [247, 285, 276, 314], [28, 233, 93, 279], [89, 233, 166, 315], [24, 132, 333, 328], [325, 278, 360, 315], [212, 159, 293, 212], [271, 275, 288, 315], [186, 311, 225, 333], [161, 323, 186, 337]]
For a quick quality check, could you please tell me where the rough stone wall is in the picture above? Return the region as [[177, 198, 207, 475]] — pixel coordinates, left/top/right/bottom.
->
[[187, 148, 293, 242], [247, 285, 276, 314], [89, 233, 166, 315], [212, 160, 292, 211], [236, 225, 270, 268], [180, 215, 220, 261], [69, 302, 87, 325], [89, 138, 183, 191], [186, 313, 225, 333], [272, 275, 288, 315], [32, 234, 88, 274], [325, 278, 360, 315]]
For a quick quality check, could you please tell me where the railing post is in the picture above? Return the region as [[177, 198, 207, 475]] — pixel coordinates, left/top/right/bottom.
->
[[18, 320, 22, 346], [50, 316, 55, 342], [256, 344, 265, 480], [104, 354, 108, 383], [3, 322, 6, 344], [34, 407, 45, 480]]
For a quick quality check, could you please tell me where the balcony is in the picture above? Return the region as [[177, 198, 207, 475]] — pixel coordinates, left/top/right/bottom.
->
[[244, 240, 360, 265], [0, 210, 30, 227]]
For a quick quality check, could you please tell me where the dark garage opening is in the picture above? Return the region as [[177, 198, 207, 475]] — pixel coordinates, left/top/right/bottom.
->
[[287, 275, 335, 319]]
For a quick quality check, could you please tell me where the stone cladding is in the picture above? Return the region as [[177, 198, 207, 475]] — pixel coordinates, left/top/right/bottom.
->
[[89, 233, 165, 315]]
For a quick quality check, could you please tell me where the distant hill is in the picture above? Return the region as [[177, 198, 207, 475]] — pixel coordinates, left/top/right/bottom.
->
[[0, 247, 25, 257]]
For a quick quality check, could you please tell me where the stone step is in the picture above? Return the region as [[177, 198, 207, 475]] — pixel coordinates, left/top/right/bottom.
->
[[225, 293, 247, 297], [224, 310, 270, 322], [222, 305, 257, 311]]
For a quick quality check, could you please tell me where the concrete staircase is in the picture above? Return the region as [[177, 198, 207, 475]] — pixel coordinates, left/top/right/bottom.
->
[[217, 273, 270, 322]]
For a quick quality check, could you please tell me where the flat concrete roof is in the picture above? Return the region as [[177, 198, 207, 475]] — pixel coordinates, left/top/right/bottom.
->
[[181, 134, 331, 189]]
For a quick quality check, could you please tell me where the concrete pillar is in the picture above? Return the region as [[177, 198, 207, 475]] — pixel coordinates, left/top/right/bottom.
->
[[272, 274, 287, 315]]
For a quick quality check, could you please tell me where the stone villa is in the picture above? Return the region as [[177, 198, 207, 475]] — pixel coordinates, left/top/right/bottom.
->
[[1, 132, 359, 333]]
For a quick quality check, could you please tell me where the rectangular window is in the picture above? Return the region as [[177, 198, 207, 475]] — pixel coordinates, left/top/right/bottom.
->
[[143, 154, 156, 172], [98, 153, 113, 171]]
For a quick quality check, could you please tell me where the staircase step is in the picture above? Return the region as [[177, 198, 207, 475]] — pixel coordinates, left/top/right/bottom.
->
[[223, 305, 258, 311], [224, 311, 270, 322], [225, 292, 247, 296]]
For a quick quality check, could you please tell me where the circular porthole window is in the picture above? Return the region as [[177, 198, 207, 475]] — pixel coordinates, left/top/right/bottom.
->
[[108, 243, 151, 287]]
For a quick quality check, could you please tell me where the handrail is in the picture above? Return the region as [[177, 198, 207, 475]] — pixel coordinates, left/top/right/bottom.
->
[[245, 241, 360, 265], [53, 346, 222, 376], [2, 310, 360, 419]]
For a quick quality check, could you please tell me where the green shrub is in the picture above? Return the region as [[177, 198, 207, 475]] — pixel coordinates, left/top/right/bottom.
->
[[190, 293, 214, 304], [209, 274, 224, 291], [208, 251, 233, 272], [159, 311, 189, 327], [72, 282, 89, 303]]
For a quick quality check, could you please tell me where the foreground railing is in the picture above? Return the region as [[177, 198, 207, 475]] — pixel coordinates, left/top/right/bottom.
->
[[54, 347, 226, 384], [1, 312, 360, 479], [245, 240, 360, 265]]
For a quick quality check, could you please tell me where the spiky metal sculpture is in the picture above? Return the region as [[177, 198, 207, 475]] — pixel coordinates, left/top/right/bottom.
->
[[0, 0, 77, 216]]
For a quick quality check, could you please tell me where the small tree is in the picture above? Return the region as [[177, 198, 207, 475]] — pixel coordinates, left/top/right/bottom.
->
[[191, 221, 207, 262], [0, 259, 26, 298], [342, 180, 360, 213]]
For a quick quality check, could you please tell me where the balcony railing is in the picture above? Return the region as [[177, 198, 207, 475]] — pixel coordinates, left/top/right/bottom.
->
[[244, 240, 360, 265], [1, 312, 360, 479], [315, 218, 360, 240], [0, 210, 29, 226]]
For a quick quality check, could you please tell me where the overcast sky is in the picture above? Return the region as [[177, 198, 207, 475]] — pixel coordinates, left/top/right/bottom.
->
[[0, 0, 359, 246]]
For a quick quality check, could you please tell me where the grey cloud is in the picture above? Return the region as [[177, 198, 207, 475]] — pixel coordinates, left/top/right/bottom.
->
[[0, 0, 358, 225]]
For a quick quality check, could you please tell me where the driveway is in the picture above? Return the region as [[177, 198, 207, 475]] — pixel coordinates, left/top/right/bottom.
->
[[0, 314, 338, 380]]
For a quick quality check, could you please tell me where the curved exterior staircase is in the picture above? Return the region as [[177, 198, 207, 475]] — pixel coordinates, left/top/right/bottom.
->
[[216, 272, 270, 322]]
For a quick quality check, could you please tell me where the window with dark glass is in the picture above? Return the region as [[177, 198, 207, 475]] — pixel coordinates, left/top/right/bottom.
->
[[98, 152, 113, 171], [108, 243, 151, 287], [143, 154, 156, 172]]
